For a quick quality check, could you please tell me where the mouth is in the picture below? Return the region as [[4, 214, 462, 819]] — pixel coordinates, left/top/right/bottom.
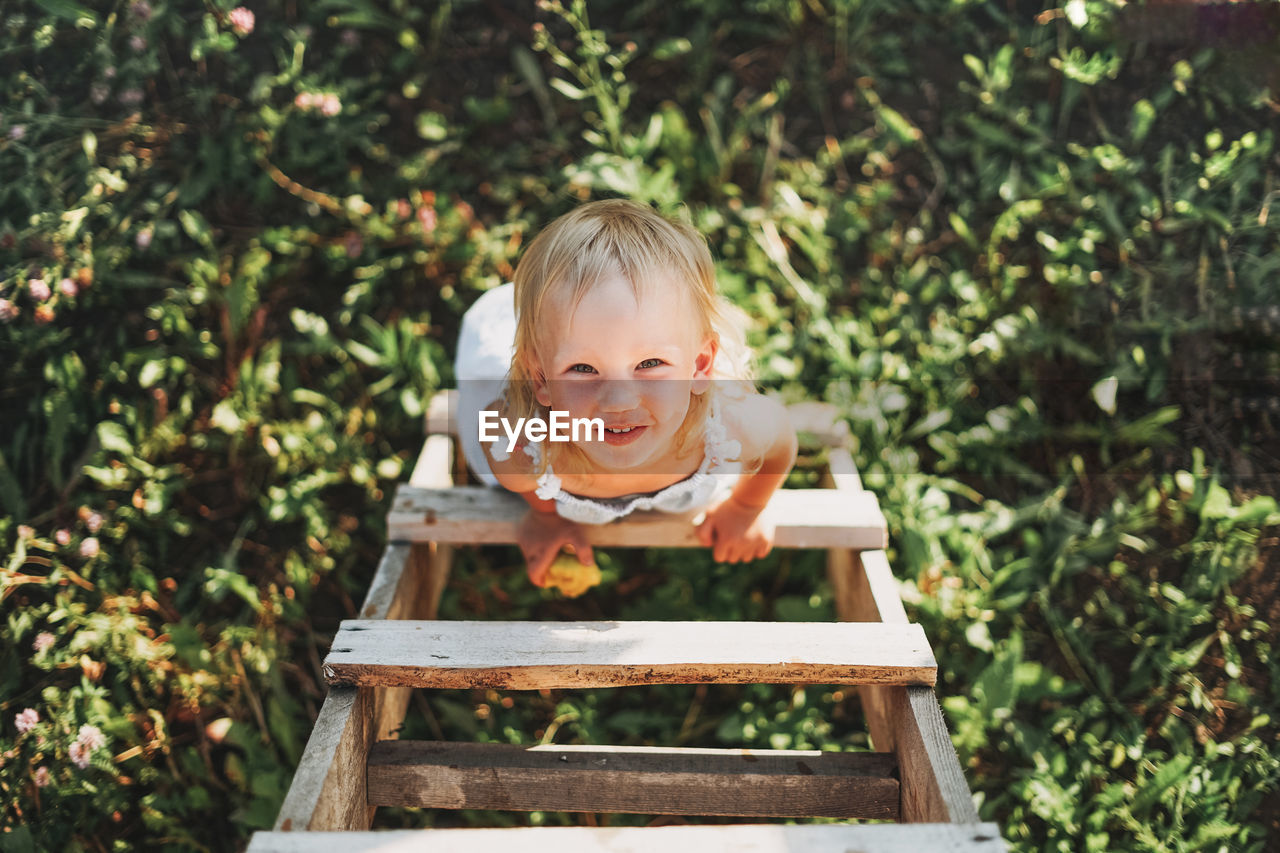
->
[[600, 425, 648, 446]]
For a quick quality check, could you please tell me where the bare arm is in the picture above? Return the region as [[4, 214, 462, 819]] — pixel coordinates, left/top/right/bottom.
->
[[696, 394, 798, 563]]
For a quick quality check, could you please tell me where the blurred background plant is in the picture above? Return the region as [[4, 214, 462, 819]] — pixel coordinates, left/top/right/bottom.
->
[[1, 0, 1277, 850]]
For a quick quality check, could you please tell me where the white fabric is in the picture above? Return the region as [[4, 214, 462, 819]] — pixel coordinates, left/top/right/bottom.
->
[[523, 399, 741, 525], [454, 283, 518, 487], [452, 282, 740, 522]]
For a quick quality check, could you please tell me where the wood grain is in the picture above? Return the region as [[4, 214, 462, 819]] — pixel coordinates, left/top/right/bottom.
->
[[321, 619, 936, 689], [366, 740, 898, 818], [893, 685, 980, 823], [272, 687, 375, 831], [387, 484, 888, 550], [274, 433, 456, 831], [248, 822, 1010, 853]]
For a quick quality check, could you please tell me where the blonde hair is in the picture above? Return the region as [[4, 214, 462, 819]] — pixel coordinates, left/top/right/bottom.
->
[[502, 199, 753, 475]]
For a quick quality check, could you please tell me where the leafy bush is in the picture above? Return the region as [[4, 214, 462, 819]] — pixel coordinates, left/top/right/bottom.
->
[[2, 0, 1277, 850]]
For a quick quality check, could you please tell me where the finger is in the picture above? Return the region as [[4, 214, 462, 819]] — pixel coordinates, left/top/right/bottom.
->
[[570, 532, 595, 566], [696, 520, 713, 547], [526, 548, 552, 587]]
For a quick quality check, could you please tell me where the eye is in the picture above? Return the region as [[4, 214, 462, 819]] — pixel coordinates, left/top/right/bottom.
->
[[567, 363, 597, 374], [637, 358, 667, 370]]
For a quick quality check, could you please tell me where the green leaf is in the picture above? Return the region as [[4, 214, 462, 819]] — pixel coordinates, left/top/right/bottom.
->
[[179, 209, 214, 248]]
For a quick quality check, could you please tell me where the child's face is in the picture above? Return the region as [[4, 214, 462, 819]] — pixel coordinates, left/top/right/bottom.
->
[[534, 272, 716, 474]]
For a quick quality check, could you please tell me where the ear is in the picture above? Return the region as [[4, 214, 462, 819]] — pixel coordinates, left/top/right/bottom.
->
[[692, 335, 718, 395], [533, 371, 553, 408]]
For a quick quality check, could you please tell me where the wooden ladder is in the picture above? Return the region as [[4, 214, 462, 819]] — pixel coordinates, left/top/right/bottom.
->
[[248, 393, 1006, 852]]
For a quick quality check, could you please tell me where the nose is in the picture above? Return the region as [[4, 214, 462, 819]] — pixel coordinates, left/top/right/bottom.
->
[[595, 379, 640, 413]]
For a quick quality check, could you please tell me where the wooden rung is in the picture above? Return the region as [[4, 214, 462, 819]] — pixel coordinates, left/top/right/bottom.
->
[[248, 823, 1010, 852], [322, 619, 936, 689], [387, 485, 887, 550], [366, 740, 898, 818]]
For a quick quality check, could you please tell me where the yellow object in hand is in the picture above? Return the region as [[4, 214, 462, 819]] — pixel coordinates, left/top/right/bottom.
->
[[544, 551, 602, 598]]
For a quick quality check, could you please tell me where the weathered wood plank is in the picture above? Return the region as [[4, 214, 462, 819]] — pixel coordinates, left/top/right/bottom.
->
[[822, 455, 899, 754], [408, 433, 453, 489], [425, 388, 455, 436], [367, 741, 898, 819], [893, 686, 980, 823], [387, 485, 888, 550], [322, 619, 936, 690], [824, 546, 974, 821], [248, 822, 1010, 853], [276, 539, 453, 827], [272, 687, 375, 831], [825, 444, 863, 492]]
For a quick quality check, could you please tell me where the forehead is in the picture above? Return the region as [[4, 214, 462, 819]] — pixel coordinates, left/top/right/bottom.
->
[[537, 272, 701, 355]]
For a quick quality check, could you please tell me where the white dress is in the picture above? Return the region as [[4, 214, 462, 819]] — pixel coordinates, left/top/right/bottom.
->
[[452, 283, 740, 523]]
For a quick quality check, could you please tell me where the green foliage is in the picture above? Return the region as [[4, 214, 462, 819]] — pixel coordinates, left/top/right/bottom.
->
[[2, 0, 1278, 850]]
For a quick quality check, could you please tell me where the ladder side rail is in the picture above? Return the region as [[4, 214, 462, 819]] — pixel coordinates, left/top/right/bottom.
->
[[822, 445, 977, 824]]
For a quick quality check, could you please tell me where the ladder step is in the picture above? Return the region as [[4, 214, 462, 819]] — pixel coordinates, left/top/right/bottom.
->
[[387, 485, 887, 550], [249, 823, 1010, 852], [367, 740, 898, 818], [322, 620, 937, 689]]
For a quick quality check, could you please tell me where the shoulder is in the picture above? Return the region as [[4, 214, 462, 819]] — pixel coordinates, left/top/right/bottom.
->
[[485, 440, 540, 494], [718, 391, 794, 461]]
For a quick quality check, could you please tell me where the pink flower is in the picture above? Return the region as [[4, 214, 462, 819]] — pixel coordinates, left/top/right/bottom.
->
[[417, 205, 437, 234], [129, 35, 147, 52], [8, 125, 25, 141], [69, 741, 90, 769], [33, 632, 55, 653], [34, 766, 51, 787], [229, 7, 255, 36], [0, 299, 16, 322], [17, 524, 34, 540], [79, 537, 100, 558], [135, 228, 153, 250], [319, 94, 341, 117], [129, 1, 152, 21], [294, 92, 317, 110], [15, 709, 39, 733], [15, 711, 39, 736], [59, 277, 78, 297], [55, 529, 71, 546], [28, 278, 50, 302], [84, 511, 103, 533], [77, 725, 106, 751]]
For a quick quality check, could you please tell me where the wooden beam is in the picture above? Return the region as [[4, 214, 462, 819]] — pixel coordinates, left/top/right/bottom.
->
[[272, 687, 375, 831], [322, 619, 936, 690], [275, 518, 454, 827], [425, 388, 455, 436], [367, 741, 898, 819], [387, 485, 888, 550], [893, 686, 980, 823], [248, 822, 1010, 853]]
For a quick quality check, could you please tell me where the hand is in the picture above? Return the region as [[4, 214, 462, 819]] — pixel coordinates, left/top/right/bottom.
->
[[517, 509, 595, 587], [696, 495, 775, 563]]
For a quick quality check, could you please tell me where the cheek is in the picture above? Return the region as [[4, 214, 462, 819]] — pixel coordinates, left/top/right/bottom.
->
[[647, 381, 692, 423]]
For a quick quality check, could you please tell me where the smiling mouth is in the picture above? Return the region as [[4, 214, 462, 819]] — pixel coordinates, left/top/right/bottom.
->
[[600, 425, 647, 446]]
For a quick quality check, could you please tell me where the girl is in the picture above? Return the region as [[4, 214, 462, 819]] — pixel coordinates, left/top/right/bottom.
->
[[454, 199, 798, 587]]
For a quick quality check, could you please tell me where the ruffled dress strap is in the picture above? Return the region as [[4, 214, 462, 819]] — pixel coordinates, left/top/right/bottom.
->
[[532, 394, 741, 525]]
